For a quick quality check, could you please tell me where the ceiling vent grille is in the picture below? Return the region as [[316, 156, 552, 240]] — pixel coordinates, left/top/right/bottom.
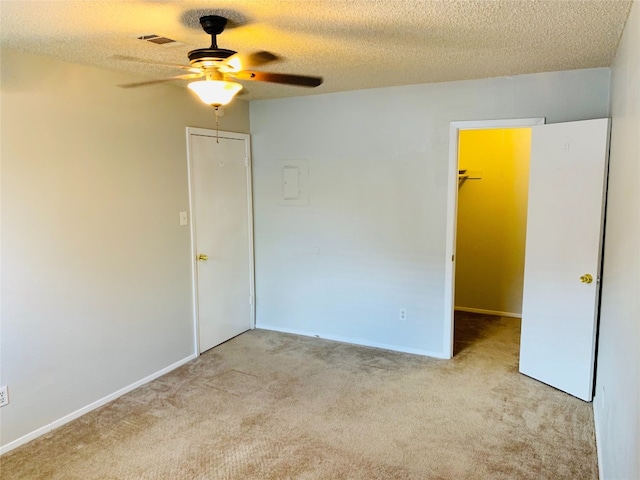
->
[[137, 34, 183, 47]]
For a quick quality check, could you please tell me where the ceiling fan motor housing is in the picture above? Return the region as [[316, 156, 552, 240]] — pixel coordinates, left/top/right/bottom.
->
[[188, 15, 237, 68], [188, 48, 236, 66]]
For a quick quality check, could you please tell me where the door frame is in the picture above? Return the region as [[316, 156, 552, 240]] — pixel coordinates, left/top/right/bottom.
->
[[186, 127, 255, 356], [443, 117, 546, 359]]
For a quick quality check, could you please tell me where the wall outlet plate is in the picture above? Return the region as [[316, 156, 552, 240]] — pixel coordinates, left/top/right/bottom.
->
[[0, 386, 8, 407]]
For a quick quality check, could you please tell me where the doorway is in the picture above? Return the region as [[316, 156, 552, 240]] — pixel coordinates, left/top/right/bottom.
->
[[443, 118, 545, 359], [445, 118, 610, 401], [454, 127, 532, 355], [186, 128, 255, 354], [455, 127, 531, 318]]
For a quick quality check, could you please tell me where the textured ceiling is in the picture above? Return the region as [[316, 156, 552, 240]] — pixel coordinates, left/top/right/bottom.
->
[[0, 0, 633, 101]]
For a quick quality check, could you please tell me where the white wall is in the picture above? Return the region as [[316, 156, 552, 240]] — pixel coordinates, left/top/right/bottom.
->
[[455, 128, 531, 316], [0, 48, 250, 450], [250, 68, 610, 356], [594, 1, 640, 478]]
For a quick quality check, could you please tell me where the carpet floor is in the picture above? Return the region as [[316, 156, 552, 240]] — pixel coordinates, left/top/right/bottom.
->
[[0, 313, 598, 479]]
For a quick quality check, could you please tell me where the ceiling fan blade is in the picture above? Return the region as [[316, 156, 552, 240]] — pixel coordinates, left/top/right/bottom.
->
[[117, 73, 203, 89], [110, 54, 199, 73], [232, 70, 323, 87], [246, 51, 280, 67], [224, 51, 279, 72]]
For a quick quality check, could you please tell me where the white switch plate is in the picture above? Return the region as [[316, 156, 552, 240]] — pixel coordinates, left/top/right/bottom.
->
[[0, 386, 8, 407], [179, 211, 188, 226]]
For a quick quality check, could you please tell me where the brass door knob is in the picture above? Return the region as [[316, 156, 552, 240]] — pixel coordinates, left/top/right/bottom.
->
[[580, 274, 593, 284], [198, 254, 209, 262]]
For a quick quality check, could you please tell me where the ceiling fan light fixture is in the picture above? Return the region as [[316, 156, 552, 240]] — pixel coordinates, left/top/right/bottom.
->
[[188, 79, 243, 106]]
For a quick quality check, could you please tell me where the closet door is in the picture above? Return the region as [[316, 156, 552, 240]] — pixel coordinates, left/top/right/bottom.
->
[[519, 118, 609, 401], [188, 129, 255, 353]]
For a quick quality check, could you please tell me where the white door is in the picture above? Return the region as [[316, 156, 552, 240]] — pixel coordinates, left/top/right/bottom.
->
[[188, 129, 254, 353], [519, 118, 610, 401]]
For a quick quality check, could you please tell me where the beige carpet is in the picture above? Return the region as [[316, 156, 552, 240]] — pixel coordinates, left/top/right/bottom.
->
[[0, 313, 598, 479]]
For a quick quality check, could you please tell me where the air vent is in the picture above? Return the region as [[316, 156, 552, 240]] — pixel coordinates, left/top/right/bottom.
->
[[137, 34, 183, 48]]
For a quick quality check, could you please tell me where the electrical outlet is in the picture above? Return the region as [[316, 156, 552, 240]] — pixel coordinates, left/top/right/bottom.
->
[[399, 309, 407, 321], [0, 386, 8, 407]]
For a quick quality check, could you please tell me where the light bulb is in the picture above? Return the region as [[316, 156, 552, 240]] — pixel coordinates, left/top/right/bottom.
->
[[188, 80, 243, 106]]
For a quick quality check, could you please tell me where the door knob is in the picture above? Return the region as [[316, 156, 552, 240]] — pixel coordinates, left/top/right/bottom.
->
[[579, 274, 593, 284], [198, 254, 209, 262]]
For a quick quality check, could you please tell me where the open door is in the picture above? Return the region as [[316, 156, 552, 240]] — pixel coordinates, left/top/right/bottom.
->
[[519, 118, 610, 401]]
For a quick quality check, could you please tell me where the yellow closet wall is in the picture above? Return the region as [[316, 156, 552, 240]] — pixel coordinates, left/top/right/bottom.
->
[[455, 128, 531, 316]]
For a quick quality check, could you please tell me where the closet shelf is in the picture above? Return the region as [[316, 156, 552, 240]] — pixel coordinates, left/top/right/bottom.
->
[[458, 168, 482, 187]]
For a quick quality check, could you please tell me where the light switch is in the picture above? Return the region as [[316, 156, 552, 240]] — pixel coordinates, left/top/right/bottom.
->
[[179, 211, 188, 226]]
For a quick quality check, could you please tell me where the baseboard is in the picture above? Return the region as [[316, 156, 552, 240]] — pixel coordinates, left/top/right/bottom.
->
[[454, 306, 521, 318], [0, 353, 197, 455], [593, 402, 604, 480], [256, 323, 448, 359]]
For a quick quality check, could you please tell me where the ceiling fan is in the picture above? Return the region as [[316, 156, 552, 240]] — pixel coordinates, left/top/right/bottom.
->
[[117, 15, 323, 107]]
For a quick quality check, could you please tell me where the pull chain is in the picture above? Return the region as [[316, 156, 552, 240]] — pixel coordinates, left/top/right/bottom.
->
[[214, 106, 220, 143]]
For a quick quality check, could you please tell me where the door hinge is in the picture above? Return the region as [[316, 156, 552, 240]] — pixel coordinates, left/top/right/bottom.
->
[[245, 157, 249, 167], [249, 295, 253, 305], [452, 255, 455, 262]]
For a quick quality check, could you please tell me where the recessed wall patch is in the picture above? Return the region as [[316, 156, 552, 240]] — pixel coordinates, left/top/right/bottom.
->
[[279, 160, 309, 206]]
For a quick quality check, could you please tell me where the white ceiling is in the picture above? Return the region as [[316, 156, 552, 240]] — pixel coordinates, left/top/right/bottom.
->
[[0, 0, 633, 101]]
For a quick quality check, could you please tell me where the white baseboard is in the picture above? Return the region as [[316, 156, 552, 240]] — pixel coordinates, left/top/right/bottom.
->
[[0, 353, 197, 455], [593, 402, 604, 480], [256, 323, 448, 359], [454, 306, 521, 318]]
